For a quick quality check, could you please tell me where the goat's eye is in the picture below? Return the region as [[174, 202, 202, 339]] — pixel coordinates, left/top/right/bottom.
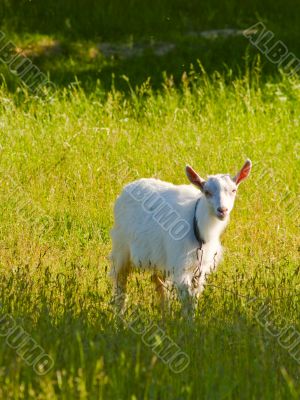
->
[[204, 190, 212, 197], [232, 189, 237, 194]]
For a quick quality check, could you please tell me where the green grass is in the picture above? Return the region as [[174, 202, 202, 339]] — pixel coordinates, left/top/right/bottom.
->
[[0, 1, 299, 398], [1, 0, 300, 92], [0, 67, 299, 399], [1, 0, 300, 42]]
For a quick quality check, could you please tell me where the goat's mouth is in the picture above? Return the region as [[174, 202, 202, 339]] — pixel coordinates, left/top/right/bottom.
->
[[216, 212, 227, 221]]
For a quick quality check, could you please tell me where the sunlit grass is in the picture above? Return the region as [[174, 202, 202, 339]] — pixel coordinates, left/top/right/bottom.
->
[[0, 67, 299, 399]]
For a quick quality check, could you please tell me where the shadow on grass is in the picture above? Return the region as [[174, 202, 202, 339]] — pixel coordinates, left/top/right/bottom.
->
[[1, 264, 299, 398], [0, 33, 285, 96], [1, 0, 299, 95]]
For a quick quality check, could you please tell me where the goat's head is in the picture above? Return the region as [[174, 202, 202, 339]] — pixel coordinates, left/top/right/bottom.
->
[[186, 159, 252, 220]]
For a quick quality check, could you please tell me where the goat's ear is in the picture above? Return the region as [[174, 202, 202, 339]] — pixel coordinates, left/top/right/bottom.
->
[[185, 165, 206, 191], [233, 159, 252, 185]]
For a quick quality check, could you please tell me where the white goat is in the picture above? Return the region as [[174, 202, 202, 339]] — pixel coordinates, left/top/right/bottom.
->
[[110, 160, 252, 312]]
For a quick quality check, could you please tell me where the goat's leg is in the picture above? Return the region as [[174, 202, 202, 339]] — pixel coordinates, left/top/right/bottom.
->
[[111, 264, 131, 314], [152, 272, 169, 317], [109, 245, 131, 314], [177, 283, 197, 318]]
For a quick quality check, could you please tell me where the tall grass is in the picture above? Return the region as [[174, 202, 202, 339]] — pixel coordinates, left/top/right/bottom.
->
[[0, 67, 299, 399]]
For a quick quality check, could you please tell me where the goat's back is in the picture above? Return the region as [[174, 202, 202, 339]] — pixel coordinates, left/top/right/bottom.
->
[[111, 178, 200, 272]]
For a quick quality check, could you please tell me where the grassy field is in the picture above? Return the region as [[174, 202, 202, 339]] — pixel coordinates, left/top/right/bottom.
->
[[0, 1, 299, 399], [1, 0, 300, 92]]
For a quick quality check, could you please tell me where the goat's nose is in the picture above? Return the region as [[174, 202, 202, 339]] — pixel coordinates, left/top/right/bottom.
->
[[217, 207, 228, 214]]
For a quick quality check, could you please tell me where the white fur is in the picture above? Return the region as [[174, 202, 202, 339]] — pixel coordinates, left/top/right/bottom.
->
[[110, 161, 251, 310]]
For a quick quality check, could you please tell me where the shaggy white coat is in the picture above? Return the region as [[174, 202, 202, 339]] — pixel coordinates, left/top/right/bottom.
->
[[110, 160, 251, 307]]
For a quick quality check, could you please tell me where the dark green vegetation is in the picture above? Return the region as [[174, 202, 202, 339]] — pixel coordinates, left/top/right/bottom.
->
[[1, 0, 300, 91], [0, 1, 299, 399]]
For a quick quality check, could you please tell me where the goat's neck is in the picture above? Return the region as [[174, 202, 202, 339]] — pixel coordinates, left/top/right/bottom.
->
[[195, 197, 228, 244]]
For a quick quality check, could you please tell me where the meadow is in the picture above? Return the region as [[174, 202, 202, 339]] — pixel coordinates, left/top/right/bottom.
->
[[0, 1, 299, 399]]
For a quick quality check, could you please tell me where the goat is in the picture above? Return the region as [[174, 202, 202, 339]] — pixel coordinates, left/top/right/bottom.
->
[[110, 160, 252, 313]]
